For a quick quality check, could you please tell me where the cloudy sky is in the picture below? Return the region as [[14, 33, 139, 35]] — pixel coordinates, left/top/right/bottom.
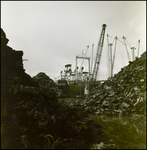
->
[[1, 1, 146, 80]]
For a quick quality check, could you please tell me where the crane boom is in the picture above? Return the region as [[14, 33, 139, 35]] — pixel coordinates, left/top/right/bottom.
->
[[91, 24, 107, 82]]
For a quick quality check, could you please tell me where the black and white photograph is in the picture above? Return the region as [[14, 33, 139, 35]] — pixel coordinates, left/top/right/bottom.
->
[[1, 1, 146, 149]]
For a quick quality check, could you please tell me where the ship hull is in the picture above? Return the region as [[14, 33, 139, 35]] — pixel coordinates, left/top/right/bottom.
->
[[68, 83, 85, 97]]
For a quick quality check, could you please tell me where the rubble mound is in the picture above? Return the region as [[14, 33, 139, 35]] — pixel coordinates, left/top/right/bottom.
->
[[1, 28, 64, 149], [87, 51, 146, 116], [1, 28, 100, 149]]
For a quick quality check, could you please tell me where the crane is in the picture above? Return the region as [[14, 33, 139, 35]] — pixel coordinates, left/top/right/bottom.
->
[[91, 24, 107, 83]]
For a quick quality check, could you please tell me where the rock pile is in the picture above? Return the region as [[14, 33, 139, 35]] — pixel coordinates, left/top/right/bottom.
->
[[85, 51, 146, 116]]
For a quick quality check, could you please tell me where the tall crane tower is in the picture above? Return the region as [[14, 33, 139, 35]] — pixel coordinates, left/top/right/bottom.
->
[[91, 24, 107, 82]]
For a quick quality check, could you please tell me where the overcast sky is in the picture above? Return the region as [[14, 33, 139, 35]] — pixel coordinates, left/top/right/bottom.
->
[[1, 1, 146, 80]]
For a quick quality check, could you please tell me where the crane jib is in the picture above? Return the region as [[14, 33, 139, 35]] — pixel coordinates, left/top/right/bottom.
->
[[92, 24, 107, 82]]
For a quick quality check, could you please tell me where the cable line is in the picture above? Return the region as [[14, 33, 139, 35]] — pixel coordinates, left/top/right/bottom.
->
[[122, 36, 131, 61], [118, 41, 125, 66], [117, 38, 125, 45], [80, 45, 89, 71], [126, 39, 131, 49], [77, 45, 87, 57]]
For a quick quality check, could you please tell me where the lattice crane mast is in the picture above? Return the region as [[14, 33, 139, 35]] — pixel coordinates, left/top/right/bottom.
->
[[91, 24, 107, 82]]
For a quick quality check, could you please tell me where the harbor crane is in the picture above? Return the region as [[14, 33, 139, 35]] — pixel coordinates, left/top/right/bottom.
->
[[91, 24, 107, 83]]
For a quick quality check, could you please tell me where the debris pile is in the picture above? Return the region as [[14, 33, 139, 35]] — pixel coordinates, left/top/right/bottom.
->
[[1, 28, 100, 149], [1, 28, 67, 149], [86, 51, 146, 116]]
